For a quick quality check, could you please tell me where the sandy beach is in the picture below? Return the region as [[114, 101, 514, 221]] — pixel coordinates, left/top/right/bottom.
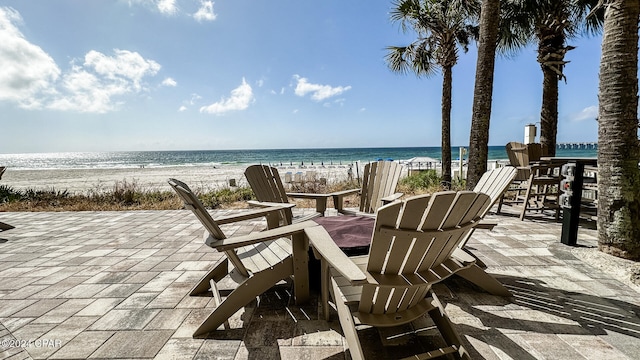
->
[[0, 164, 363, 193]]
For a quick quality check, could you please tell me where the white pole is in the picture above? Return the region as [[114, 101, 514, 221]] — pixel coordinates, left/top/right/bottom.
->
[[524, 124, 537, 144], [458, 147, 466, 180]]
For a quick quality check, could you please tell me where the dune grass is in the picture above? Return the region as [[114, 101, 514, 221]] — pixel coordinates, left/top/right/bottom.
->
[[0, 171, 460, 212]]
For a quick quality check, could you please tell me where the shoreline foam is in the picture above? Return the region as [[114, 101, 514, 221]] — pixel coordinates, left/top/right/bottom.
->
[[0, 164, 359, 193], [1, 160, 513, 194]]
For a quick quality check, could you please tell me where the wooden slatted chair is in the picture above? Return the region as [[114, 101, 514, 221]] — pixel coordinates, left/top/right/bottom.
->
[[331, 160, 404, 216], [169, 178, 316, 337], [245, 165, 332, 226], [472, 166, 519, 219], [452, 166, 518, 297], [306, 191, 492, 360], [498, 142, 531, 212], [501, 142, 561, 220], [517, 143, 561, 220]]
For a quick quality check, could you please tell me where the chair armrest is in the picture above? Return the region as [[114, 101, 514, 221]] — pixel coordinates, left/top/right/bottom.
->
[[214, 205, 295, 225], [305, 226, 368, 286], [208, 220, 318, 251], [286, 192, 331, 200], [247, 200, 296, 209], [286, 192, 331, 214], [330, 188, 360, 211], [380, 192, 403, 205], [330, 188, 360, 197], [475, 221, 497, 230]]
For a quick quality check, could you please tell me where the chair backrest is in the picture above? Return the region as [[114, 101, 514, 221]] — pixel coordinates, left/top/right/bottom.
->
[[245, 165, 289, 204], [360, 191, 491, 315], [168, 178, 249, 276], [169, 178, 226, 239], [527, 143, 551, 161], [472, 166, 518, 217], [506, 142, 529, 167], [360, 161, 403, 213]]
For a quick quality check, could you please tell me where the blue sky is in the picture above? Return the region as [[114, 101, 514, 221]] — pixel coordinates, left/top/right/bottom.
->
[[0, 0, 602, 154]]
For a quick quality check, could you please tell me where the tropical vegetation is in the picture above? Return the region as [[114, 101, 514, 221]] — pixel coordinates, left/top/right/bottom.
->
[[501, 0, 603, 155], [386, 0, 479, 188]]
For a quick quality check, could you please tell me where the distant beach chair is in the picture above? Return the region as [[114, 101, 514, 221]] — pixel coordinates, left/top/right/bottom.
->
[[331, 160, 403, 216], [168, 178, 316, 337], [0, 166, 5, 180], [245, 165, 332, 225]]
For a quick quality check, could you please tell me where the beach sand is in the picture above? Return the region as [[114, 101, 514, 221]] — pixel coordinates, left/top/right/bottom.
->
[[0, 164, 361, 193]]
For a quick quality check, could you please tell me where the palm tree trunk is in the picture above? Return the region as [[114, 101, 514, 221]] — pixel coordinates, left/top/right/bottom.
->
[[537, 24, 567, 157], [441, 65, 453, 188], [540, 66, 558, 156], [598, 0, 640, 260], [467, 0, 500, 189]]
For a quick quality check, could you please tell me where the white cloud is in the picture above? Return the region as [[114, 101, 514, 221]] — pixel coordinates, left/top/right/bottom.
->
[[0, 8, 162, 115], [189, 93, 202, 104], [200, 78, 254, 115], [47, 49, 161, 113], [293, 75, 351, 101], [570, 105, 598, 122], [162, 77, 177, 86], [178, 105, 187, 112], [0, 7, 61, 109], [157, 0, 177, 15], [194, 0, 217, 22]]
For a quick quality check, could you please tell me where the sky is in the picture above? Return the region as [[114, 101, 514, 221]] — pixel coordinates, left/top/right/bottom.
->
[[0, 0, 603, 154]]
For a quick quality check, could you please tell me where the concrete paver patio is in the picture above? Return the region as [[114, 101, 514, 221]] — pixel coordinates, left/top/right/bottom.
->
[[0, 207, 639, 359]]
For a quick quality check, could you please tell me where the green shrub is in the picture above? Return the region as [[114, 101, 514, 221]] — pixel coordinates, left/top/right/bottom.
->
[[399, 170, 441, 192]]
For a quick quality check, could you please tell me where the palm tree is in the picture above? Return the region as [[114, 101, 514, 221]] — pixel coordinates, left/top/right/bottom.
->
[[386, 0, 479, 187], [505, 0, 603, 156], [466, 0, 500, 189], [597, 0, 640, 260]]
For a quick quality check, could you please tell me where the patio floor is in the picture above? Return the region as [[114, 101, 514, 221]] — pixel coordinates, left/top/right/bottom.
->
[[0, 206, 639, 359]]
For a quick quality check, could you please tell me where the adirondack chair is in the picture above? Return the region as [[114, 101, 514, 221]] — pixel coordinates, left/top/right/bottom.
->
[[332, 160, 404, 216], [471, 166, 519, 220], [499, 142, 531, 212], [452, 166, 518, 297], [245, 165, 332, 226], [306, 191, 492, 360], [169, 178, 316, 337]]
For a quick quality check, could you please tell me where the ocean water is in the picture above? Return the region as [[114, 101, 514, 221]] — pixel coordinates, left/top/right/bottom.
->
[[0, 146, 597, 170]]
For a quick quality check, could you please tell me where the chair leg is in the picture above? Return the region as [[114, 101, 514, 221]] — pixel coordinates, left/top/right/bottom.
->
[[190, 258, 229, 296], [427, 292, 471, 360], [192, 258, 293, 337], [455, 264, 512, 297], [520, 179, 535, 221], [331, 277, 365, 360], [320, 258, 331, 321], [496, 194, 504, 214]]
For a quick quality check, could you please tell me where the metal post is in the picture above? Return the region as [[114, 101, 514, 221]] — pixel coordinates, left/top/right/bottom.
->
[[561, 162, 585, 246]]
